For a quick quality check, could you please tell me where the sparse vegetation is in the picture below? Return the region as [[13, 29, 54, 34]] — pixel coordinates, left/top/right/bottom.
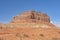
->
[[58, 32, 60, 34], [16, 33, 21, 37], [0, 26, 2, 29], [40, 34, 44, 37], [23, 33, 29, 37]]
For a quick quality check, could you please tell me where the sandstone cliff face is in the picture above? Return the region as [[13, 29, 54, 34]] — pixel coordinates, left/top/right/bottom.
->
[[12, 10, 50, 23], [0, 10, 60, 40], [9, 10, 55, 28]]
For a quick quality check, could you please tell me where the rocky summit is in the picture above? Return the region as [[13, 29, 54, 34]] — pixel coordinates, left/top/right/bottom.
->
[[0, 10, 60, 40], [12, 10, 50, 23]]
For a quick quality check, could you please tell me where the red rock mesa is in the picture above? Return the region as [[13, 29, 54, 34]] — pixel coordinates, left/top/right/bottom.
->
[[0, 10, 60, 40]]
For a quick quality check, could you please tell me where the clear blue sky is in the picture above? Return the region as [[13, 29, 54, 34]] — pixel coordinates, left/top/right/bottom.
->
[[0, 0, 60, 23]]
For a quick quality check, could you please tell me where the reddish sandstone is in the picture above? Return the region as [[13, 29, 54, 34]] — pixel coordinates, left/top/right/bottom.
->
[[0, 10, 60, 40]]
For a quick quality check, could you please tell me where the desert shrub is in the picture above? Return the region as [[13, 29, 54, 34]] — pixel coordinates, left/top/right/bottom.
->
[[39, 34, 44, 37], [16, 33, 20, 37], [23, 33, 29, 37], [58, 32, 60, 34], [0, 26, 2, 29]]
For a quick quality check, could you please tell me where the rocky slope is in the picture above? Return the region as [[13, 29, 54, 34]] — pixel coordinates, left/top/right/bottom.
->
[[0, 10, 60, 40]]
